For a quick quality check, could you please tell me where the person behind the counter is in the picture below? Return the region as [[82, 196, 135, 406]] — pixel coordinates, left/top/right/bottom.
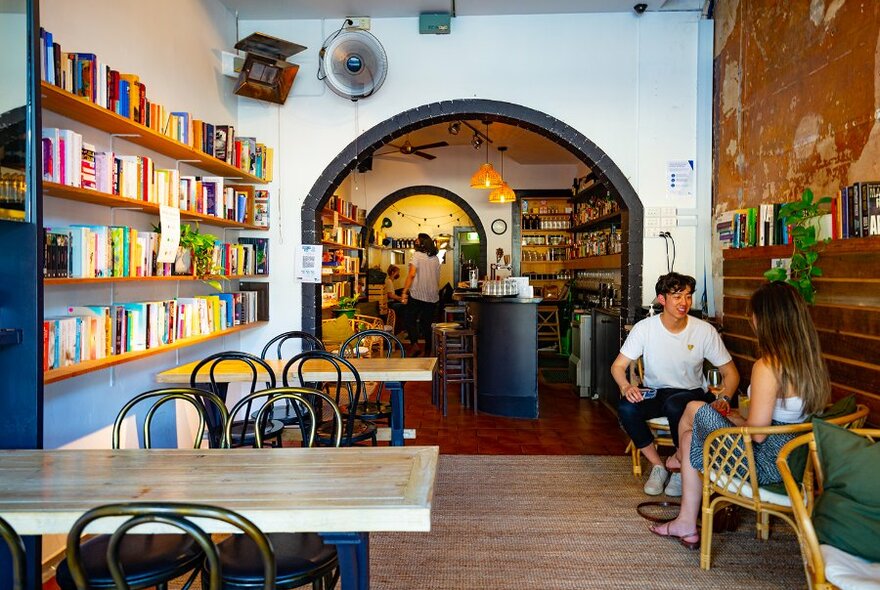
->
[[401, 234, 440, 357], [385, 264, 405, 333], [609, 272, 739, 497]]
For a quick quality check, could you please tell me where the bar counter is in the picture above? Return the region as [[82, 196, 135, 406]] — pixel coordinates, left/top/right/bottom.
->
[[455, 292, 543, 419]]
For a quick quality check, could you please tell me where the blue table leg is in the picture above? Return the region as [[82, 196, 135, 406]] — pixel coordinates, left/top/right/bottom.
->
[[320, 532, 370, 590], [387, 381, 405, 446]]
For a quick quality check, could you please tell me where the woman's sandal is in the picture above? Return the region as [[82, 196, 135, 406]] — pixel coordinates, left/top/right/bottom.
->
[[649, 522, 700, 550]]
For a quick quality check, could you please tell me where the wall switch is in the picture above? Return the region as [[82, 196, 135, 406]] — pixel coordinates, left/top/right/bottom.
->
[[661, 207, 677, 217], [346, 16, 371, 30], [644, 217, 661, 228], [660, 217, 678, 228], [645, 207, 661, 217]]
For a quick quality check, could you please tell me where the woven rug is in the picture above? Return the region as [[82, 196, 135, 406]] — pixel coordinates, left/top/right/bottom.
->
[[172, 455, 804, 589]]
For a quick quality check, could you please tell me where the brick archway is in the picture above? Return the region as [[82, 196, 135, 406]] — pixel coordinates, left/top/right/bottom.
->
[[301, 99, 643, 333]]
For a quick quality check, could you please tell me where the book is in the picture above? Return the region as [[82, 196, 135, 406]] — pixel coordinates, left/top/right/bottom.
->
[[238, 237, 269, 275], [253, 190, 269, 227], [239, 281, 269, 321], [868, 183, 880, 236]]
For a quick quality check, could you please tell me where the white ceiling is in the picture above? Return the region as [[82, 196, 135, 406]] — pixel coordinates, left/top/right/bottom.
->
[[218, 0, 706, 20]]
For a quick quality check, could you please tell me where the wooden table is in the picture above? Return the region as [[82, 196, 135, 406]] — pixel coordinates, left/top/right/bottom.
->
[[156, 357, 437, 447], [0, 446, 438, 590]]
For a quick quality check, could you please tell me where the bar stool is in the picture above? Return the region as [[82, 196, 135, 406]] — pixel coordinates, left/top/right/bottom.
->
[[431, 325, 478, 416], [536, 305, 562, 352]]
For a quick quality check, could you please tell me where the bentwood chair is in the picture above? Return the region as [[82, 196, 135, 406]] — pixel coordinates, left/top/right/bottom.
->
[[259, 331, 325, 426], [215, 388, 341, 590], [698, 403, 869, 570], [777, 428, 880, 590], [0, 516, 27, 590], [283, 350, 377, 447], [189, 351, 284, 448], [64, 502, 275, 590], [339, 329, 406, 425], [56, 388, 231, 590]]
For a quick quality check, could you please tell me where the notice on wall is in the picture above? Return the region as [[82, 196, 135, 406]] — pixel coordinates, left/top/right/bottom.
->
[[156, 205, 181, 264], [666, 159, 695, 199], [295, 244, 323, 283]]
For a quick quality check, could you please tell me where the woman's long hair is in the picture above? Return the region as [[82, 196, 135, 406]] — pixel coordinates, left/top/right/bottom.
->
[[748, 282, 830, 414], [415, 233, 438, 257]]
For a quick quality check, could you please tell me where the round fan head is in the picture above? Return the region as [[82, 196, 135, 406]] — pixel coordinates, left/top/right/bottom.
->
[[320, 29, 388, 100]]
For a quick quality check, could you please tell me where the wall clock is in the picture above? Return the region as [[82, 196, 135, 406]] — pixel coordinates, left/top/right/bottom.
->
[[491, 219, 507, 235]]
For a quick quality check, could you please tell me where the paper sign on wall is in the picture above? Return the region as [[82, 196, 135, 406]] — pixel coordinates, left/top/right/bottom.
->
[[295, 244, 323, 283], [666, 160, 695, 199], [156, 205, 181, 264]]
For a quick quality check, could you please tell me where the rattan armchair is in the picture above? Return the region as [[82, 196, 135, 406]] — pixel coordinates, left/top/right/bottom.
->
[[777, 428, 880, 590], [699, 403, 869, 570]]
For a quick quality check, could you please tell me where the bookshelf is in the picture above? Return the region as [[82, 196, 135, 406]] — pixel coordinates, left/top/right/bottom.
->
[[41, 81, 273, 379], [44, 321, 267, 384], [321, 200, 365, 311]]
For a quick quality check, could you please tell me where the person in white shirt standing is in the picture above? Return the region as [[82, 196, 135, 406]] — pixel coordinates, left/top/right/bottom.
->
[[401, 234, 440, 357], [610, 273, 739, 496]]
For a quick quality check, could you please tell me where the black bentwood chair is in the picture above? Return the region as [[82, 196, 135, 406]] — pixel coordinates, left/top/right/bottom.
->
[[257, 331, 326, 427], [212, 388, 341, 590], [56, 388, 231, 590], [339, 329, 406, 425], [65, 502, 275, 590], [0, 515, 27, 590], [189, 351, 284, 448], [283, 350, 377, 447]]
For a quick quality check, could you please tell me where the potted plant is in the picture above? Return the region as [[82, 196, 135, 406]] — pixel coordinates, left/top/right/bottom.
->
[[333, 295, 359, 319], [157, 223, 222, 290]]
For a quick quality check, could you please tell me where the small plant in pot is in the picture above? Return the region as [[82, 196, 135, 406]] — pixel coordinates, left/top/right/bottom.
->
[[157, 223, 222, 290], [334, 295, 359, 319]]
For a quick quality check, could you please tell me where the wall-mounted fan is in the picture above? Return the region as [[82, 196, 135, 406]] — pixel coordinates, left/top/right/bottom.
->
[[318, 24, 388, 101], [374, 139, 449, 160]]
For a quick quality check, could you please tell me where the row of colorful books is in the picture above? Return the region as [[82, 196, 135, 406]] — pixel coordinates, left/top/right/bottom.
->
[[44, 292, 260, 371], [839, 183, 880, 238], [43, 225, 269, 279], [325, 195, 366, 224], [38, 28, 273, 181]]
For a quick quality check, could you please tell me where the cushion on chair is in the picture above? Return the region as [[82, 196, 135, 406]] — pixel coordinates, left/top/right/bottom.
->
[[707, 471, 793, 506], [323, 315, 355, 344], [812, 420, 880, 563], [214, 532, 336, 587], [821, 544, 880, 590], [56, 534, 203, 589]]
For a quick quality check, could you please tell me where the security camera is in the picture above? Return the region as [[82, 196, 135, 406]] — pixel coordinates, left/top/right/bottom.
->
[[633, 3, 648, 14]]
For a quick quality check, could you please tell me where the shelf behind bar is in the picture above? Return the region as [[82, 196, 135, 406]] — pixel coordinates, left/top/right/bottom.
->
[[44, 274, 266, 285], [43, 182, 268, 230], [569, 210, 622, 233], [41, 82, 265, 183], [44, 321, 267, 384], [564, 253, 622, 270]]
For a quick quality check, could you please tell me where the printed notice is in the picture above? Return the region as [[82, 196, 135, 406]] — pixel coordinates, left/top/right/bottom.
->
[[295, 244, 323, 283], [666, 160, 695, 199], [156, 205, 181, 264]]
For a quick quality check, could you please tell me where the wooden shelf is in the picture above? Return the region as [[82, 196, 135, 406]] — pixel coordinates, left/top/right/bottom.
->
[[322, 240, 363, 251], [572, 182, 612, 204], [564, 253, 622, 270], [521, 260, 565, 265], [722, 236, 880, 260], [570, 211, 621, 233], [43, 321, 267, 384], [43, 182, 268, 230], [321, 208, 364, 227], [44, 274, 265, 285], [41, 82, 265, 183]]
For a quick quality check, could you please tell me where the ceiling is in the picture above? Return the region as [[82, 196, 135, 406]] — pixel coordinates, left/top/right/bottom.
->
[[218, 0, 706, 20]]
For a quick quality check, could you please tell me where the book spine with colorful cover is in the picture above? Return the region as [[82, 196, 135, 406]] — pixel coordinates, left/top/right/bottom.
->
[[868, 183, 880, 236]]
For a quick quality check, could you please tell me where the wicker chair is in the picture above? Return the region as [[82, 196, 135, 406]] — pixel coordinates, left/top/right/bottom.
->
[[777, 428, 880, 590], [699, 403, 869, 570], [623, 357, 677, 477]]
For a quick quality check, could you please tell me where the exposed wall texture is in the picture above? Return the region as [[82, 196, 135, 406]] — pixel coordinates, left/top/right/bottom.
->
[[714, 0, 880, 209]]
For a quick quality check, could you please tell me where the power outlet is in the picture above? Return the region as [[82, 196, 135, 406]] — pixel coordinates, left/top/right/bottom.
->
[[346, 16, 371, 30], [645, 228, 662, 238], [660, 217, 678, 228], [645, 207, 661, 217], [661, 207, 677, 217], [644, 217, 661, 228]]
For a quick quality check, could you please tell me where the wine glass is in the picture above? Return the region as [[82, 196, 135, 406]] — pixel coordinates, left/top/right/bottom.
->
[[706, 368, 724, 397]]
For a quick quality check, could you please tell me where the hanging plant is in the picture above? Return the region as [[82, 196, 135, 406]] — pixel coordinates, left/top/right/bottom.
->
[[763, 188, 831, 304]]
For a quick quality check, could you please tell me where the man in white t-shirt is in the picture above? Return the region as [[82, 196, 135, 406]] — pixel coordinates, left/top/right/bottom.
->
[[610, 273, 739, 496]]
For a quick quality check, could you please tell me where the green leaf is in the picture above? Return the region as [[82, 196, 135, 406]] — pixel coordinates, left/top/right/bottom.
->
[[810, 266, 823, 276], [817, 196, 832, 205], [764, 268, 786, 282], [806, 251, 818, 264], [799, 276, 812, 289], [203, 280, 223, 292], [802, 188, 814, 203], [791, 252, 806, 265]]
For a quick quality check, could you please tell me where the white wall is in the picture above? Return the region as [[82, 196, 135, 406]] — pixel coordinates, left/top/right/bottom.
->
[[235, 11, 705, 347], [0, 12, 26, 113]]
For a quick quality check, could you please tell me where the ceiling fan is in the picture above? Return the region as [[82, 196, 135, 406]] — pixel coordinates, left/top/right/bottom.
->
[[374, 139, 449, 160]]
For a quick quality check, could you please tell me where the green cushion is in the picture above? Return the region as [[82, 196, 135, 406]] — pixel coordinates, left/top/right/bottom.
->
[[815, 394, 857, 421], [812, 419, 880, 562], [322, 315, 354, 343]]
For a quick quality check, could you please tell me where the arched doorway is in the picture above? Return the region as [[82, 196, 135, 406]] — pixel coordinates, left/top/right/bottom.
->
[[301, 99, 643, 334], [364, 185, 489, 281]]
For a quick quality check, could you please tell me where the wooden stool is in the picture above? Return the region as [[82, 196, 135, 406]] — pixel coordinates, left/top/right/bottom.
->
[[431, 325, 478, 416], [536, 305, 562, 352]]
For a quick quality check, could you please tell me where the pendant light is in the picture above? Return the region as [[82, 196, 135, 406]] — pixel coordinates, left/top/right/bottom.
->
[[489, 146, 516, 203], [469, 122, 503, 189]]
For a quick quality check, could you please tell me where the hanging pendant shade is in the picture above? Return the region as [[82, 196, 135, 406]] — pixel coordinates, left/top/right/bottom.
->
[[470, 163, 503, 189], [488, 181, 516, 203]]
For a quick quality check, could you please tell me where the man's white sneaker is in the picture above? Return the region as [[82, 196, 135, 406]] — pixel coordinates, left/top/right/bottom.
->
[[664, 472, 682, 497], [644, 464, 669, 496]]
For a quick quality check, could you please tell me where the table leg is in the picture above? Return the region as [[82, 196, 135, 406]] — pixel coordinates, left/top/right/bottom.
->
[[387, 381, 404, 446], [320, 532, 370, 590]]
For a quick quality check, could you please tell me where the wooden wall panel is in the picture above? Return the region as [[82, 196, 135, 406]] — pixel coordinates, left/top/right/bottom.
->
[[721, 240, 880, 425]]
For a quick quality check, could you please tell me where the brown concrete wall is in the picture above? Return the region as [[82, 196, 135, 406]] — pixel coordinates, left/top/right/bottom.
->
[[714, 0, 880, 212]]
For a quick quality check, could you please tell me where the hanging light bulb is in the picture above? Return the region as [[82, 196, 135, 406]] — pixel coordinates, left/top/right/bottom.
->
[[470, 122, 502, 189], [489, 146, 516, 203]]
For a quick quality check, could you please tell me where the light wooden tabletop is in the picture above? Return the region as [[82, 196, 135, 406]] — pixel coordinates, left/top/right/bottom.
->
[[156, 357, 437, 384], [0, 446, 438, 535]]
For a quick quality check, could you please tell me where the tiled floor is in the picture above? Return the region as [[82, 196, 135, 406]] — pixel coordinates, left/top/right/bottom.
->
[[400, 370, 629, 455]]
